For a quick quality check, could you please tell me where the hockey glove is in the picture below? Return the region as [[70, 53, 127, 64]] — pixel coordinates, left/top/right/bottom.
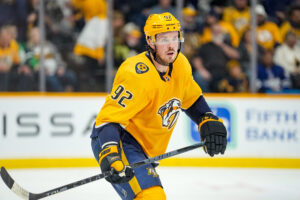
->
[[99, 145, 134, 184], [198, 113, 227, 157]]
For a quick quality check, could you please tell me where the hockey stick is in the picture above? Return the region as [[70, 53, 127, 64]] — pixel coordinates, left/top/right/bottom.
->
[[1, 141, 205, 200]]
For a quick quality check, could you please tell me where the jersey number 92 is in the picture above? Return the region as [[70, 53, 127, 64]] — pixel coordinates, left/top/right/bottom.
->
[[111, 85, 133, 108]]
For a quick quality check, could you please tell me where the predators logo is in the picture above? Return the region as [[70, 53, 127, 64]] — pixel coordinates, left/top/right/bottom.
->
[[135, 62, 149, 74], [146, 167, 159, 177], [158, 99, 181, 129]]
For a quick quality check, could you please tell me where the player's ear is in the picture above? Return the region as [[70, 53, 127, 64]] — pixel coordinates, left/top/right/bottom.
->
[[147, 36, 155, 49]]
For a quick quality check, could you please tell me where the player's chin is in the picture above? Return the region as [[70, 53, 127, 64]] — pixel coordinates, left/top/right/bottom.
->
[[168, 56, 176, 63], [165, 54, 176, 62]]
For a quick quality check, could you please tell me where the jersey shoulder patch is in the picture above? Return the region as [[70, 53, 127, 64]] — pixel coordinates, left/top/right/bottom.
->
[[135, 62, 149, 74], [116, 53, 153, 89]]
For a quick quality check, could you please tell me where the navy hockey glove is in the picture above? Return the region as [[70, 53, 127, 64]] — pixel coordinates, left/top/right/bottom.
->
[[99, 145, 134, 184], [198, 113, 227, 157]]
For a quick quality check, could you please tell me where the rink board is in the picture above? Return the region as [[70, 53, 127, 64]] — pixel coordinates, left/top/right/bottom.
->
[[0, 93, 300, 169]]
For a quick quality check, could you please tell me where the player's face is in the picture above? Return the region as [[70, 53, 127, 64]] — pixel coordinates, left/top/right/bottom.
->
[[154, 31, 179, 65]]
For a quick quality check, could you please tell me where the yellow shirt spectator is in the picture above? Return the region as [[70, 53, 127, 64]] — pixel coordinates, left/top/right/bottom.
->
[[223, 6, 251, 37], [0, 39, 20, 70], [280, 21, 300, 41], [201, 21, 240, 47], [73, 0, 107, 60], [72, 0, 107, 21], [257, 21, 282, 50]]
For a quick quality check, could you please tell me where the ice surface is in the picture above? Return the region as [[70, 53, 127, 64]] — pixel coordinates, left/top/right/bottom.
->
[[0, 167, 300, 200]]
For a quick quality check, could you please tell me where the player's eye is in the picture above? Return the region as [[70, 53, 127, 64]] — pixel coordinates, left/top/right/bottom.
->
[[157, 38, 168, 44], [156, 37, 179, 45]]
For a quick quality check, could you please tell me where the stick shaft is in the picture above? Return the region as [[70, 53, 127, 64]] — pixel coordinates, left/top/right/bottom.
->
[[1, 142, 205, 200], [131, 142, 205, 168]]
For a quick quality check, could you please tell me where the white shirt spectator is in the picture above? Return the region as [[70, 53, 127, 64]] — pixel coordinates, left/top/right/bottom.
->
[[273, 33, 300, 74]]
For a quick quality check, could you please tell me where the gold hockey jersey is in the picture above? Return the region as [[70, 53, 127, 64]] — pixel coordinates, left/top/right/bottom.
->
[[95, 52, 202, 157]]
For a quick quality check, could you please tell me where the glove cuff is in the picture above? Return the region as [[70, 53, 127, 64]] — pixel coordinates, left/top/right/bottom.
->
[[99, 145, 119, 164], [99, 145, 123, 172], [198, 113, 223, 133]]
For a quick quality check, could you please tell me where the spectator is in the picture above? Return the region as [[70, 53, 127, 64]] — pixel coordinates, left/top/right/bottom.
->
[[183, 34, 200, 61], [113, 11, 126, 45], [209, 0, 227, 20], [0, 25, 34, 91], [273, 32, 300, 89], [7, 24, 36, 91], [149, 0, 177, 18], [201, 8, 240, 47], [0, 0, 28, 42], [261, 0, 293, 26], [6, 24, 26, 64], [255, 4, 282, 50], [198, 0, 227, 18], [222, 0, 250, 37], [27, 0, 68, 45], [280, 3, 300, 45], [71, 0, 107, 91], [181, 5, 203, 60], [114, 0, 154, 29], [191, 54, 210, 92], [218, 60, 248, 92], [112, 11, 126, 68], [54, 0, 75, 32], [26, 27, 77, 91], [122, 23, 143, 56], [182, 5, 202, 34], [71, 0, 106, 22], [72, 0, 107, 65], [237, 28, 264, 77], [0, 25, 19, 91], [192, 23, 239, 92], [114, 23, 143, 68], [257, 50, 291, 92], [26, 0, 39, 33], [44, 0, 75, 52]]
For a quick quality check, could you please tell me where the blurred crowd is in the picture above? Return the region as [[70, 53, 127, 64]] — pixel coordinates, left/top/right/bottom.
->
[[0, 0, 300, 93]]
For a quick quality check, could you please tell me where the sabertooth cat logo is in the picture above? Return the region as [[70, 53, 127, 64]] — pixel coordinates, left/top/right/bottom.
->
[[158, 99, 181, 129]]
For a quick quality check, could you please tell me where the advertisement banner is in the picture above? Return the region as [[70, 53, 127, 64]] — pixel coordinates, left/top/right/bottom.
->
[[1, 95, 300, 160], [168, 97, 300, 158], [0, 96, 104, 158]]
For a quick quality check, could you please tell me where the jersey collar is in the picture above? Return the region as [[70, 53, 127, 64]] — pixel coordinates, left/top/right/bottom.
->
[[145, 51, 173, 82]]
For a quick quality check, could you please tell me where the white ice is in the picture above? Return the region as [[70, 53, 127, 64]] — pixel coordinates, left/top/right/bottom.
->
[[1, 167, 300, 200]]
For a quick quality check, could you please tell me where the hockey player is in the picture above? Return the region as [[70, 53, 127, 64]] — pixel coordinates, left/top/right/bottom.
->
[[91, 12, 227, 199]]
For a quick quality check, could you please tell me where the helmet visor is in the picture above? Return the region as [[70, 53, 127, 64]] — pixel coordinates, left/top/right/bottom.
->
[[154, 31, 184, 45]]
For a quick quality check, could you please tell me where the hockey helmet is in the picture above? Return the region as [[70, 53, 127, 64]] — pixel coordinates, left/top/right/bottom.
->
[[144, 12, 184, 43]]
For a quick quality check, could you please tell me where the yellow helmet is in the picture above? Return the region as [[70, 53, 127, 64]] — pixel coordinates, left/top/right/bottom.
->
[[144, 12, 183, 43]]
